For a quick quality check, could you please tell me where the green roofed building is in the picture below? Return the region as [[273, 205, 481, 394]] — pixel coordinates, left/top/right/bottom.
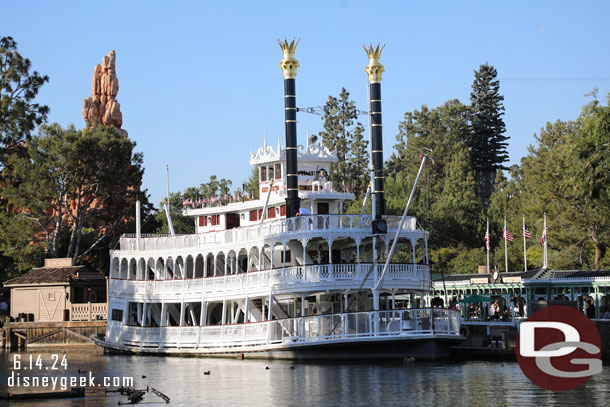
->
[[430, 269, 610, 321]]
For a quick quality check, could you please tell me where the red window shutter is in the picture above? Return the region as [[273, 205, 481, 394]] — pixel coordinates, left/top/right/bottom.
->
[[199, 216, 204, 227], [280, 205, 286, 216], [268, 207, 275, 218], [250, 210, 257, 222], [275, 164, 282, 180]]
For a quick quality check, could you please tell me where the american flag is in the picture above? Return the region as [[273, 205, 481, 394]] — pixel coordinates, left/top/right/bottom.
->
[[503, 228, 514, 242], [539, 226, 548, 246], [523, 223, 531, 239], [484, 229, 490, 250]]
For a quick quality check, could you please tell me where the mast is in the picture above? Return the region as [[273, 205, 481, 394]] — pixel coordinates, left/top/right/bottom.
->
[[364, 43, 386, 220], [278, 38, 301, 218]]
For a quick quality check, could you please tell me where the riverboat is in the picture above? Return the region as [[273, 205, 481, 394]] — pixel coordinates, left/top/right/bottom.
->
[[93, 40, 462, 359]]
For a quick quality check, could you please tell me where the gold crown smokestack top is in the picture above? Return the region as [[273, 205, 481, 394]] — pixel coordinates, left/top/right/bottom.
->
[[278, 38, 301, 218], [364, 44, 386, 225]]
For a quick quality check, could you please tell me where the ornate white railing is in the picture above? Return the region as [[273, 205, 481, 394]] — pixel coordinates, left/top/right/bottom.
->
[[116, 309, 461, 351], [110, 263, 430, 297], [71, 303, 108, 321], [117, 215, 420, 253]]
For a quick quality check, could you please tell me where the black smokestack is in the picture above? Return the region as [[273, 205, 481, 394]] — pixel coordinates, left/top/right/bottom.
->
[[364, 44, 386, 219], [278, 38, 301, 218]]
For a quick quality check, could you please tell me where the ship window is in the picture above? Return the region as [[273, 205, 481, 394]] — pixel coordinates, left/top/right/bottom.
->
[[199, 216, 204, 227], [280, 205, 286, 216], [210, 215, 220, 226], [250, 210, 258, 222], [282, 250, 291, 263], [111, 309, 123, 322], [318, 202, 329, 215], [275, 164, 282, 179], [268, 166, 274, 180], [260, 166, 267, 182], [268, 207, 276, 219]]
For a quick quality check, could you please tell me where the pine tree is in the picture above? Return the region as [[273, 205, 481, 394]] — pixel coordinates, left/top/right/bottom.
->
[[469, 63, 508, 209], [347, 124, 368, 197], [319, 88, 368, 196], [0, 36, 49, 166]]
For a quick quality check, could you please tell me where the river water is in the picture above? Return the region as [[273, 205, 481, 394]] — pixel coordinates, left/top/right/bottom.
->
[[1, 348, 609, 406]]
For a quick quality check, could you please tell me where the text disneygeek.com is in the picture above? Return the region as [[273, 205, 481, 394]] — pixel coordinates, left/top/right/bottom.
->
[[8, 371, 134, 391], [8, 354, 133, 391]]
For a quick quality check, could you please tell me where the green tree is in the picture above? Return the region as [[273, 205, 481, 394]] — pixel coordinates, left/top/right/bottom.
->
[[570, 94, 610, 267], [430, 142, 483, 248], [387, 100, 471, 227], [509, 92, 610, 269], [205, 175, 219, 198], [347, 125, 369, 197], [0, 36, 49, 165], [318, 88, 368, 196], [0, 124, 147, 267], [243, 166, 259, 200], [154, 192, 194, 234], [469, 63, 508, 209]]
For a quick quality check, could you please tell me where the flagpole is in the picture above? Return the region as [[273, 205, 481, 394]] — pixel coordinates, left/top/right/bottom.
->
[[486, 218, 490, 274], [523, 214, 527, 272], [504, 216, 508, 273], [543, 212, 548, 269]]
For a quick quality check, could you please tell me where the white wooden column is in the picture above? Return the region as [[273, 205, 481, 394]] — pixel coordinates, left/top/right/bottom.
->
[[411, 239, 417, 264], [221, 298, 227, 325], [268, 292, 273, 320], [141, 302, 147, 327], [179, 301, 185, 326], [200, 301, 207, 326], [160, 302, 167, 327], [244, 295, 250, 323], [282, 244, 287, 269], [425, 238, 429, 264]]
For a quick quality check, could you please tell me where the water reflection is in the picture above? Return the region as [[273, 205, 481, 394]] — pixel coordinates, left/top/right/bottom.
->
[[0, 348, 608, 406]]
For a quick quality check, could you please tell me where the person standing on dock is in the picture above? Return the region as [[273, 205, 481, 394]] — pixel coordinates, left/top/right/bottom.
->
[[586, 299, 596, 319], [0, 299, 8, 317]]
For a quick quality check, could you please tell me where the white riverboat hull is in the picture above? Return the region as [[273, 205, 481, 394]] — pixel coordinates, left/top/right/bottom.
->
[[94, 309, 464, 360]]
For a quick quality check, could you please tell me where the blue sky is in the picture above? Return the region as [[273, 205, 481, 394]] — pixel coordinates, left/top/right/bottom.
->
[[3, 1, 610, 206]]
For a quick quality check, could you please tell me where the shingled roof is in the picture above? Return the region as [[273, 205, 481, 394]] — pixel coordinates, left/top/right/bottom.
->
[[3, 266, 105, 287]]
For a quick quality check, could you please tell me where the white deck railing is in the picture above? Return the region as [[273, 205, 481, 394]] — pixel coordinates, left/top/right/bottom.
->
[[116, 309, 461, 351], [71, 303, 108, 321], [117, 215, 419, 253], [110, 263, 430, 297]]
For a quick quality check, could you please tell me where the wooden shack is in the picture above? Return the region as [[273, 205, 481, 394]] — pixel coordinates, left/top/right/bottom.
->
[[3, 258, 107, 322]]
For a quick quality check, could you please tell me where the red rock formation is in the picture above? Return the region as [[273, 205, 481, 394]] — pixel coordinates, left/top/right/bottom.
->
[[82, 50, 126, 134]]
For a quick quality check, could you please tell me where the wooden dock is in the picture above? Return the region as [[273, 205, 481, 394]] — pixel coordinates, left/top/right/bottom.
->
[[2, 321, 106, 349], [451, 319, 610, 360]]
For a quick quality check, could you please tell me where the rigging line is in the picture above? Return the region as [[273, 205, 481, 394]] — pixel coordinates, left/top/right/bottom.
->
[[499, 77, 610, 82]]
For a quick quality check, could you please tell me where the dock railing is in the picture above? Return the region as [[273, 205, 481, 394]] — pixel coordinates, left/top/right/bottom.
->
[[70, 303, 108, 321]]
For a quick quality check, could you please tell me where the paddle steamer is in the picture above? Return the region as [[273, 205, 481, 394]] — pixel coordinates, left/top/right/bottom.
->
[[94, 40, 462, 359]]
